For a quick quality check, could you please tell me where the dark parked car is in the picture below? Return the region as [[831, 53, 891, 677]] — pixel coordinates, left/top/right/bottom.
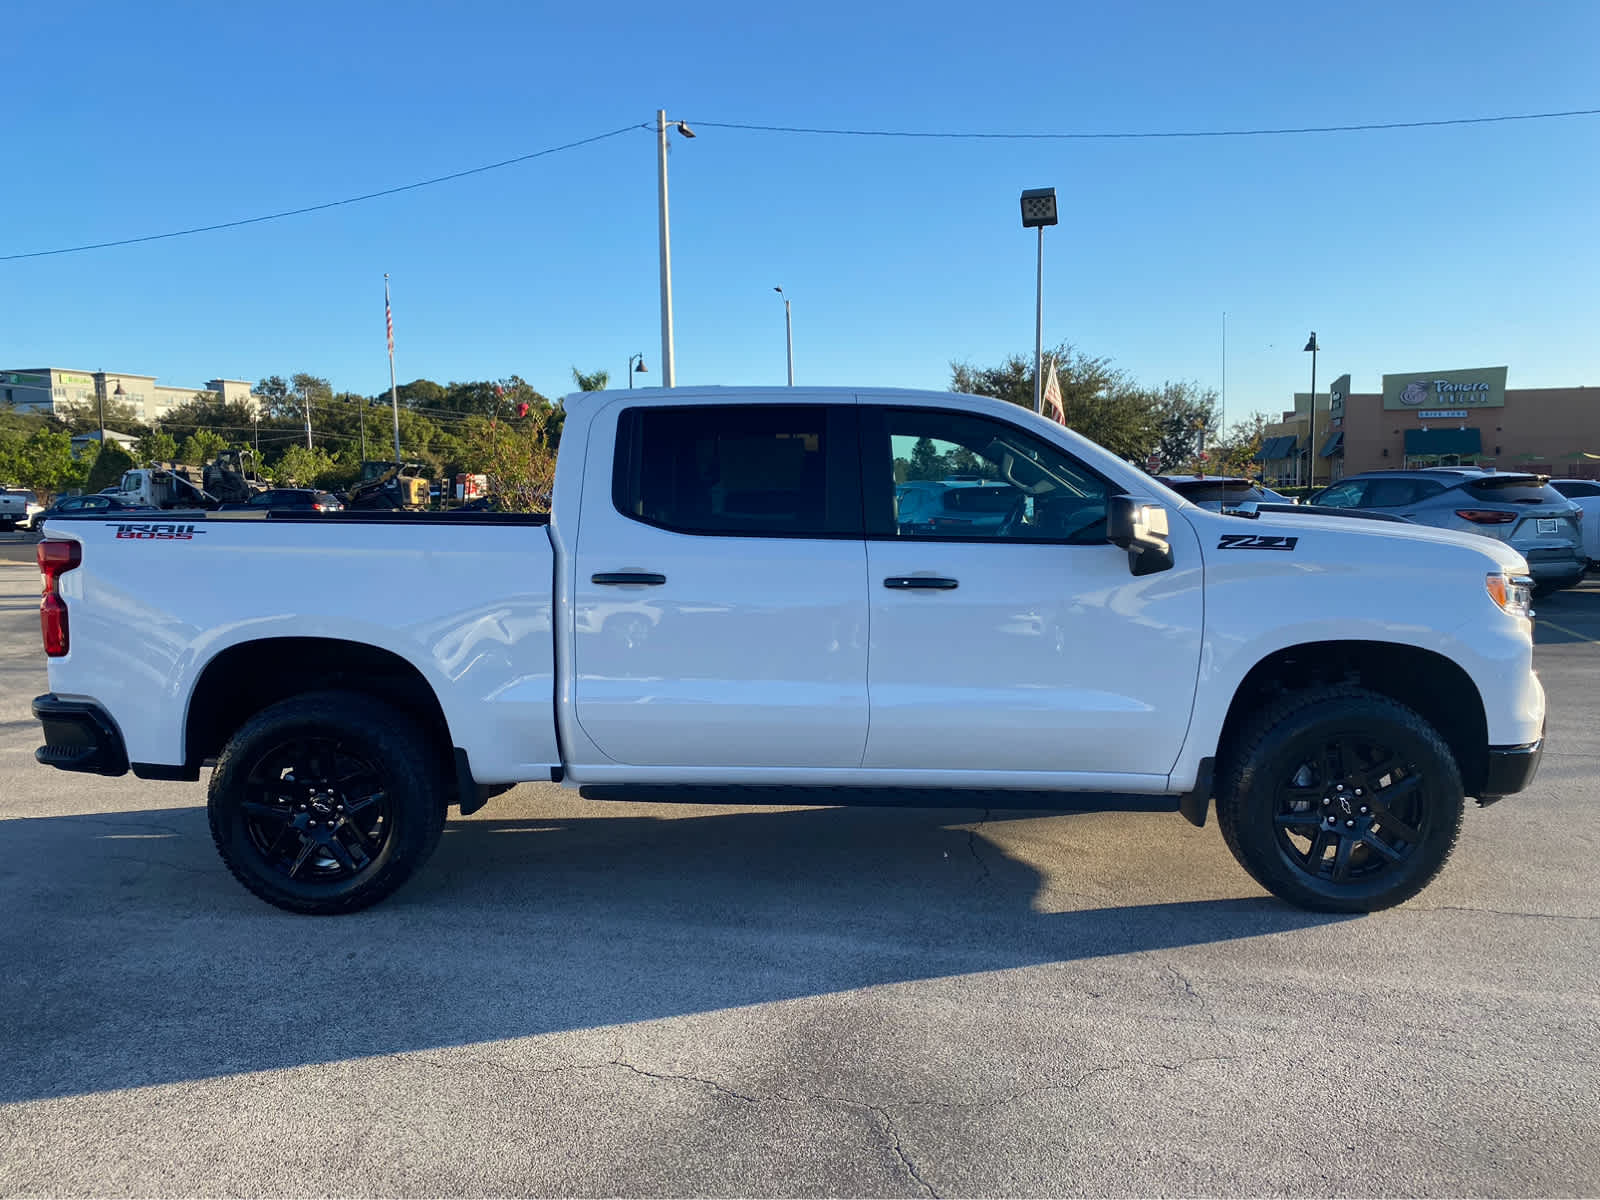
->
[[1157, 475, 1295, 512], [32, 494, 157, 525], [225, 488, 345, 513], [1310, 468, 1584, 592]]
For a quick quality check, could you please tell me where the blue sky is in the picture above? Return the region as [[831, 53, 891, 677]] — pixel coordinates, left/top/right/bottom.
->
[[4, 0, 1597, 425]]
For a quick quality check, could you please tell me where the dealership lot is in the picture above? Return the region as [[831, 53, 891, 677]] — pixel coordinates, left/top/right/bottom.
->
[[0, 539, 1596, 1197]]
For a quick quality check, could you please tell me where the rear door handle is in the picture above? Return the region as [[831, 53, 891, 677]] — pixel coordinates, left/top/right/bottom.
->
[[591, 572, 667, 586], [883, 576, 959, 590]]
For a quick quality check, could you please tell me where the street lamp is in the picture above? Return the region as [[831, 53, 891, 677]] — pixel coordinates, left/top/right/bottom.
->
[[628, 353, 648, 389], [102, 380, 124, 444], [773, 287, 794, 386], [656, 110, 695, 388], [1019, 187, 1058, 414], [1303, 332, 1319, 489]]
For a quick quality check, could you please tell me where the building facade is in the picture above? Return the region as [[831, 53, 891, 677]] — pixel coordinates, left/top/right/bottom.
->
[[0, 368, 259, 423], [1256, 367, 1600, 485]]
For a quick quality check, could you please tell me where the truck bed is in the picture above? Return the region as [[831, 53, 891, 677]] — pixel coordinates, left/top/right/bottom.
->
[[40, 513, 560, 783]]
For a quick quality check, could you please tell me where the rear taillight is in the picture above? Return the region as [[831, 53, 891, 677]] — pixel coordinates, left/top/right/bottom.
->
[[1455, 509, 1517, 525], [37, 540, 82, 657]]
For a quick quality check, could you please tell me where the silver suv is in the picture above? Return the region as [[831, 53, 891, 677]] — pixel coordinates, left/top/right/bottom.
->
[[1310, 468, 1584, 592]]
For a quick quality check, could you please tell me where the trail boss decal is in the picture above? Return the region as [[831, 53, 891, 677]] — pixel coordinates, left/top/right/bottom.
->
[[1217, 533, 1298, 551], [112, 523, 206, 540]]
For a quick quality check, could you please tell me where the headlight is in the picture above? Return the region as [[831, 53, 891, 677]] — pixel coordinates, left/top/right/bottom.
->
[[1486, 571, 1534, 619]]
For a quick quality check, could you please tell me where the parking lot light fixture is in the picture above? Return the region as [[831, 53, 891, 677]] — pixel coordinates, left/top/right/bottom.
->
[[1304, 332, 1319, 489], [1020, 188, 1058, 413]]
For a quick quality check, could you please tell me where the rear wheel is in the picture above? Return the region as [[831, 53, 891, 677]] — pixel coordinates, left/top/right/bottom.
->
[[207, 690, 447, 914], [1217, 687, 1463, 912]]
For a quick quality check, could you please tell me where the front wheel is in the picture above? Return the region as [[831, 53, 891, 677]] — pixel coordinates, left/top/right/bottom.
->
[[1217, 687, 1464, 913], [207, 690, 447, 914]]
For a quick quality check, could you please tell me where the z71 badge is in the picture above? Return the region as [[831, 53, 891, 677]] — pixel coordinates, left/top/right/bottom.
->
[[1217, 533, 1298, 551], [112, 522, 206, 540]]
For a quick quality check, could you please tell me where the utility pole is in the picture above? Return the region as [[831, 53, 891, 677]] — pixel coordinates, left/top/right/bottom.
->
[[656, 111, 695, 388], [657, 110, 676, 388], [358, 394, 367, 461], [303, 384, 313, 450]]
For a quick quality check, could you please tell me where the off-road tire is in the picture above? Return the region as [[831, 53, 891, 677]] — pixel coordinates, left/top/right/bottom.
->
[[208, 690, 447, 914], [1217, 686, 1464, 913]]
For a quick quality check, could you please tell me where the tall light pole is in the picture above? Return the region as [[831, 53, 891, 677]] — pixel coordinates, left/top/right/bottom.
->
[[628, 353, 648, 389], [773, 287, 794, 386], [656, 111, 695, 389], [1304, 332, 1320, 489], [1019, 188, 1058, 413]]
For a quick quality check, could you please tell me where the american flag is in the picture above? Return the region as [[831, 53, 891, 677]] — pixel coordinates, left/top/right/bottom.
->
[[385, 286, 394, 358], [1042, 356, 1065, 424]]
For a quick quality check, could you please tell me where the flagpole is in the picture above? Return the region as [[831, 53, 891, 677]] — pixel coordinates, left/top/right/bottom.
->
[[385, 274, 401, 460]]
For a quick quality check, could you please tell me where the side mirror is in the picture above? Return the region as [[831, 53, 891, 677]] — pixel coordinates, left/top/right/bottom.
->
[[1108, 495, 1174, 576]]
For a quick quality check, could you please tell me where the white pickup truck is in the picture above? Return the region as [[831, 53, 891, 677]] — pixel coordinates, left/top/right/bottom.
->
[[0, 486, 30, 532], [31, 387, 1546, 915]]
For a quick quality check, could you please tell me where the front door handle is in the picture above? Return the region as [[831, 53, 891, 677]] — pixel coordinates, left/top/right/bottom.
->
[[883, 576, 959, 590], [592, 572, 667, 586]]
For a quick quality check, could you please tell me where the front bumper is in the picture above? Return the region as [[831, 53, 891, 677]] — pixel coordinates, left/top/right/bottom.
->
[[33, 694, 129, 777], [1480, 730, 1544, 800]]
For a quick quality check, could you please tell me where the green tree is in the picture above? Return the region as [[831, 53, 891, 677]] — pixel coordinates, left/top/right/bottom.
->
[[136, 431, 179, 464], [85, 441, 135, 494], [951, 345, 1158, 460], [179, 430, 228, 465], [907, 436, 944, 481], [471, 404, 559, 511], [273, 444, 340, 487], [1212, 412, 1271, 477], [1147, 381, 1221, 472], [571, 367, 610, 392], [56, 397, 145, 435]]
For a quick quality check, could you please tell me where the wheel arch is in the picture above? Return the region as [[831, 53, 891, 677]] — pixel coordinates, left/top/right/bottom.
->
[[184, 636, 456, 782], [1216, 640, 1490, 799]]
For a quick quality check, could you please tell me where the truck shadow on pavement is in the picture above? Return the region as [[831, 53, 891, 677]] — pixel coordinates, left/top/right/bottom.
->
[[0, 800, 1349, 1104]]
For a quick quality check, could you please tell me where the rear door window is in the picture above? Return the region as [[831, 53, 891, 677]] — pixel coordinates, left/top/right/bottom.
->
[[612, 404, 860, 538]]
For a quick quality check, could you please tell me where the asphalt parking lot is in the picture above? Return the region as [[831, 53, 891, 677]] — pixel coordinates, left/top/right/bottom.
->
[[0, 532, 1596, 1197]]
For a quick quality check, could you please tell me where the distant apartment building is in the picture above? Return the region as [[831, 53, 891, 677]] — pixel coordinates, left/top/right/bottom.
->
[[0, 368, 259, 423]]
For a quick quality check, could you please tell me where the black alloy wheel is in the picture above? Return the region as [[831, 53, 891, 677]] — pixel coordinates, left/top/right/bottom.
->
[[1271, 732, 1427, 886], [240, 738, 393, 883]]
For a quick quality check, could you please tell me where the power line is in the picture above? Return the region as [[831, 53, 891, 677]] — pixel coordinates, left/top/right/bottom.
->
[[0, 123, 648, 262], [686, 107, 1600, 140], [8, 105, 1592, 265]]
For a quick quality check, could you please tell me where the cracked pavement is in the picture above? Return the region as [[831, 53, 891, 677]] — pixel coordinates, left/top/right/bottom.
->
[[0, 546, 1597, 1196]]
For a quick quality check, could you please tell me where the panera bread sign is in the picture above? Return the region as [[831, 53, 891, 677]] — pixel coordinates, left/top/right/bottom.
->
[[1383, 366, 1507, 411]]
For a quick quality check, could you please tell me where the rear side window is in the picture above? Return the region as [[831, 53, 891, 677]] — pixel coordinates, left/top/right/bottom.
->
[[1554, 481, 1600, 499], [612, 404, 860, 537], [1314, 481, 1366, 508], [1365, 478, 1446, 508]]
